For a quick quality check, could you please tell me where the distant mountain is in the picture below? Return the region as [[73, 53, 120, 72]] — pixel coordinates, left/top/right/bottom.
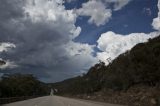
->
[[51, 35, 160, 106]]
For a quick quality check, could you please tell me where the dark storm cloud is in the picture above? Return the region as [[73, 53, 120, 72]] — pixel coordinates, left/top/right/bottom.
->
[[0, 0, 96, 82]]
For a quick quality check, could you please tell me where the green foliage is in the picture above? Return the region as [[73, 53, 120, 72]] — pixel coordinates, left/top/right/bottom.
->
[[0, 74, 49, 98], [51, 36, 160, 95], [103, 36, 160, 90]]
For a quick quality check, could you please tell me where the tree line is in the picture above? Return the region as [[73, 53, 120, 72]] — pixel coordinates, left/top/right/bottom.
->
[[51, 35, 160, 95], [0, 74, 49, 98]]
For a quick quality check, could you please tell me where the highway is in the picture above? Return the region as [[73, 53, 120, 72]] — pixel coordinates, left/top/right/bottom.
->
[[3, 96, 123, 106]]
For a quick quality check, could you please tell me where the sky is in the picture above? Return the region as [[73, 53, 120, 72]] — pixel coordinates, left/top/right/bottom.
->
[[0, 0, 160, 82]]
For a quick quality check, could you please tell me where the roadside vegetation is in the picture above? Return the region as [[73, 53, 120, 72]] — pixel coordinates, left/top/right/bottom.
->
[[0, 36, 160, 106], [0, 74, 49, 98], [51, 36, 160, 106]]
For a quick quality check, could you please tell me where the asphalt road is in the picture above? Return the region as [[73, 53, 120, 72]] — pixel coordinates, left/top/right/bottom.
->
[[3, 96, 123, 106]]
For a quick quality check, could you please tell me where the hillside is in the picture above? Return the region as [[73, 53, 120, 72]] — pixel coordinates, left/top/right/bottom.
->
[[0, 74, 49, 98], [51, 36, 160, 106]]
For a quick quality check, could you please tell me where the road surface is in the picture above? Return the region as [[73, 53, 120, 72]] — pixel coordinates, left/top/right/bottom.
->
[[3, 96, 123, 106]]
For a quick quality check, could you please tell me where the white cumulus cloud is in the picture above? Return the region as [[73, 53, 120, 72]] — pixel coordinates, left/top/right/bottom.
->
[[77, 0, 112, 26], [0, 43, 16, 69], [0, 0, 97, 81], [96, 0, 160, 65], [0, 58, 18, 69], [76, 0, 130, 26], [97, 31, 160, 64], [24, 0, 80, 39], [152, 0, 160, 30], [104, 0, 131, 11], [0, 43, 15, 52]]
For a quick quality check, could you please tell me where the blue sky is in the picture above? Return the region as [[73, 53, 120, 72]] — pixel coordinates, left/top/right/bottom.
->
[[0, 0, 160, 82], [74, 0, 158, 44]]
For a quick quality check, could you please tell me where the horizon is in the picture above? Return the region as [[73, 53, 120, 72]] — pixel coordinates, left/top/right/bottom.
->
[[0, 0, 160, 83]]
